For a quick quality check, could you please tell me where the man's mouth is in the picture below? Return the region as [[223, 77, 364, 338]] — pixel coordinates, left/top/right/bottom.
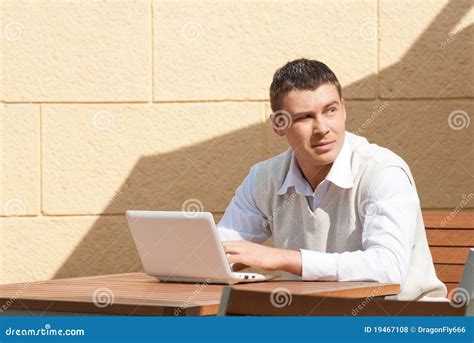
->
[[311, 140, 335, 152], [312, 140, 335, 147]]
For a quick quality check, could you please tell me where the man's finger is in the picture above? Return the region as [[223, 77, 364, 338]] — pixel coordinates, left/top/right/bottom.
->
[[222, 240, 245, 247], [223, 242, 243, 253], [231, 263, 250, 272], [227, 254, 238, 264], [227, 254, 249, 266]]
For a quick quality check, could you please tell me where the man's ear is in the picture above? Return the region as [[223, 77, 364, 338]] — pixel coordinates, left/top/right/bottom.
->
[[340, 97, 347, 122], [269, 112, 288, 137]]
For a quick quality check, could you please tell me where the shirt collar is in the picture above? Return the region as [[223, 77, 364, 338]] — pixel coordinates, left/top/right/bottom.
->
[[277, 132, 354, 195]]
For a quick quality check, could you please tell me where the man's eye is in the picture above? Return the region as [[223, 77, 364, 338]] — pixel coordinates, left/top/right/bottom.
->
[[327, 108, 337, 114]]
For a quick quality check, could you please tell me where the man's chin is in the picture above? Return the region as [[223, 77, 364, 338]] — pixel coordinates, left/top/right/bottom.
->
[[307, 150, 336, 165]]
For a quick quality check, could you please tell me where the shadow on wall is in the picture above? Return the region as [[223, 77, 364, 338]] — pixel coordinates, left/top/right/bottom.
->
[[53, 0, 473, 279]]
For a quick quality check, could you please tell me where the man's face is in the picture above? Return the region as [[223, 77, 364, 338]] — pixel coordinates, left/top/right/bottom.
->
[[271, 84, 346, 167]]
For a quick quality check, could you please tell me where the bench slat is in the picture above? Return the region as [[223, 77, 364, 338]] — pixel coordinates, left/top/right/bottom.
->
[[423, 212, 474, 229], [431, 247, 470, 264], [427, 229, 474, 246], [434, 264, 464, 283]]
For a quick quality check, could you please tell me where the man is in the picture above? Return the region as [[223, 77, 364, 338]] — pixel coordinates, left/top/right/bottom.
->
[[217, 58, 446, 300]]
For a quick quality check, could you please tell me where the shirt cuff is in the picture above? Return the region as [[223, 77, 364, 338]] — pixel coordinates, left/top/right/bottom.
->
[[299, 249, 338, 281]]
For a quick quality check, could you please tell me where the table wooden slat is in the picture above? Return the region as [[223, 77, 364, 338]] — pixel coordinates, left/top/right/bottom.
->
[[0, 273, 399, 316]]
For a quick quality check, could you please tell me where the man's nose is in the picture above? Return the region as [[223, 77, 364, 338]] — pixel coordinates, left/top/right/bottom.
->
[[312, 115, 330, 135]]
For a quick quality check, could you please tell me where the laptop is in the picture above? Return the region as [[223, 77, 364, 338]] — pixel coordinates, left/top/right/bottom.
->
[[126, 210, 277, 284]]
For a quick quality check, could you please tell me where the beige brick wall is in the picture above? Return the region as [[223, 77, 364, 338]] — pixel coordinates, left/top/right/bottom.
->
[[1, 0, 472, 284]]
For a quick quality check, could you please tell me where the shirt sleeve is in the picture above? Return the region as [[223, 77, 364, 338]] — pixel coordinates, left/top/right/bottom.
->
[[216, 164, 272, 243], [299, 166, 419, 287]]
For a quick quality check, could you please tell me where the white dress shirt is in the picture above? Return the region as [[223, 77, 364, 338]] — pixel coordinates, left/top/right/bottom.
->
[[217, 133, 419, 285]]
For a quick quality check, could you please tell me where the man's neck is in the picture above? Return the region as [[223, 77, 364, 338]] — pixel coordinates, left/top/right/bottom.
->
[[297, 159, 333, 192]]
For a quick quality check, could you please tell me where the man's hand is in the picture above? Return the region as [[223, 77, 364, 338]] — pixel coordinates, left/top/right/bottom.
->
[[223, 240, 302, 275]]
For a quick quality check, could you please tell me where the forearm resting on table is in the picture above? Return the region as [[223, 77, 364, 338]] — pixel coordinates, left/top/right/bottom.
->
[[278, 248, 302, 276]]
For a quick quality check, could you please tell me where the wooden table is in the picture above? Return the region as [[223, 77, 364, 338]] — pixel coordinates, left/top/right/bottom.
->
[[0, 273, 399, 316]]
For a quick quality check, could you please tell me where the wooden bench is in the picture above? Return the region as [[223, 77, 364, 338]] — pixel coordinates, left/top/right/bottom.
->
[[423, 211, 474, 297]]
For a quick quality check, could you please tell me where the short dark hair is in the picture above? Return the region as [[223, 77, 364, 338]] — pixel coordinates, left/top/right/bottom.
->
[[269, 58, 342, 112]]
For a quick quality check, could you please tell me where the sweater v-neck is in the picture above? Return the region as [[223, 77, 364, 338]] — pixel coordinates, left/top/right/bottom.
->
[[299, 182, 338, 217]]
